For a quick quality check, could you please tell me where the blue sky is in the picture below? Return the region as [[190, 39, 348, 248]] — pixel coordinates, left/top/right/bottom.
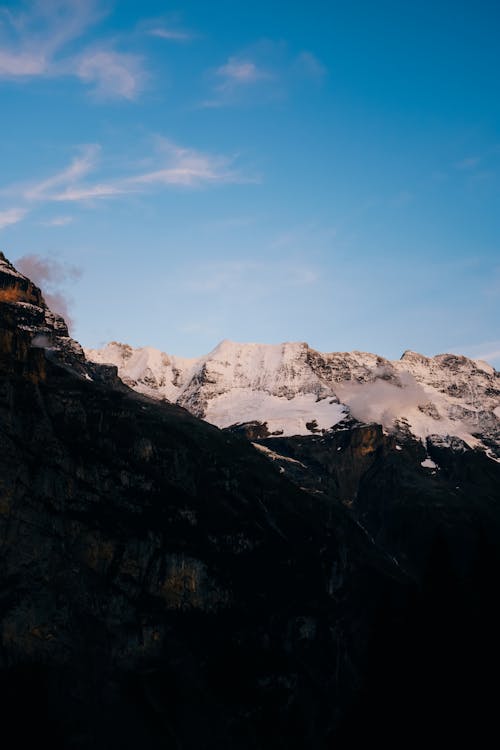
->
[[1, 0, 499, 365]]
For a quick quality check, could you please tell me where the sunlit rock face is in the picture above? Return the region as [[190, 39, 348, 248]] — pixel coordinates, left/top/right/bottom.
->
[[1, 251, 70, 337], [0, 252, 124, 386]]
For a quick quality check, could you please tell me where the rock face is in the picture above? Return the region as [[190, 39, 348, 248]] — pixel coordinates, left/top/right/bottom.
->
[[87, 338, 500, 458], [0, 252, 123, 387], [2, 253, 500, 747], [252, 422, 500, 579], [0, 252, 84, 362]]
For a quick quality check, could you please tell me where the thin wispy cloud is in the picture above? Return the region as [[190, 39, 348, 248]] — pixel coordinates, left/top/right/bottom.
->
[[455, 156, 481, 170], [0, 49, 46, 76], [40, 215, 74, 227], [141, 11, 197, 42], [24, 144, 100, 200], [149, 27, 194, 42], [0, 0, 102, 74], [0, 207, 27, 229], [203, 47, 277, 107], [75, 50, 146, 100], [216, 57, 271, 87], [478, 348, 500, 364], [432, 147, 499, 184], [294, 51, 327, 81], [203, 42, 327, 107], [456, 341, 500, 367], [125, 138, 249, 188], [0, 0, 103, 72], [0, 0, 146, 99], [4, 137, 253, 220], [53, 183, 126, 203]]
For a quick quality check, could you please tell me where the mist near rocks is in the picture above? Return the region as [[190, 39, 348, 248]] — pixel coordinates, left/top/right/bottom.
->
[[15, 254, 81, 330], [31, 334, 51, 349], [337, 370, 430, 428]]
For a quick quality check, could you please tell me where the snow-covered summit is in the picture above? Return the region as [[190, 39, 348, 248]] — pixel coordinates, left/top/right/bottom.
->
[[88, 341, 198, 402], [86, 339, 500, 455]]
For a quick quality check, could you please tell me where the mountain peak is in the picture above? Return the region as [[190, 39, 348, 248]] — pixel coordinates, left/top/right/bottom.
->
[[0, 253, 91, 373], [400, 349, 428, 362], [86, 338, 500, 456], [0, 250, 22, 275]]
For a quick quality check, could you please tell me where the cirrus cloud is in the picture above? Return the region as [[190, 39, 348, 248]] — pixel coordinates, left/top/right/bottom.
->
[[1, 136, 255, 227], [149, 26, 195, 42], [202, 41, 327, 108], [75, 50, 146, 100], [0, 207, 27, 229], [0, 0, 147, 99]]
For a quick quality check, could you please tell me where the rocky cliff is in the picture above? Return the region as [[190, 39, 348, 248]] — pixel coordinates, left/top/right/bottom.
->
[[0, 252, 84, 363]]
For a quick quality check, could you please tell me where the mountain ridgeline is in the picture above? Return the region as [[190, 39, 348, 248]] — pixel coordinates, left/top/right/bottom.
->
[[1, 251, 500, 748], [87, 338, 500, 455]]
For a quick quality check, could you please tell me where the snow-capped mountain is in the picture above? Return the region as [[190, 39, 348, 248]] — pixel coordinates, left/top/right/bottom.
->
[[86, 339, 500, 458], [4, 246, 496, 458]]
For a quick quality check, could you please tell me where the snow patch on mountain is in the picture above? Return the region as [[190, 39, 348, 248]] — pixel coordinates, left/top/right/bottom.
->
[[205, 390, 346, 437], [85, 339, 500, 454], [87, 341, 197, 401], [252, 443, 307, 467], [421, 458, 438, 469]]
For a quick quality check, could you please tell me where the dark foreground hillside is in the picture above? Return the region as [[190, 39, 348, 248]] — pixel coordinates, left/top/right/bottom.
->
[[1, 253, 500, 747]]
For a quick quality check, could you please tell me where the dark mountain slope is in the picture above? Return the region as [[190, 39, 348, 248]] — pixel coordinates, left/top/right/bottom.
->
[[252, 423, 500, 577], [2, 252, 500, 747], [246, 428, 500, 745], [0, 255, 408, 747]]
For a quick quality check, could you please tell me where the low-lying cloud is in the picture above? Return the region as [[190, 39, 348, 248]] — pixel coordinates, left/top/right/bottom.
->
[[16, 253, 82, 329], [337, 369, 429, 428]]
